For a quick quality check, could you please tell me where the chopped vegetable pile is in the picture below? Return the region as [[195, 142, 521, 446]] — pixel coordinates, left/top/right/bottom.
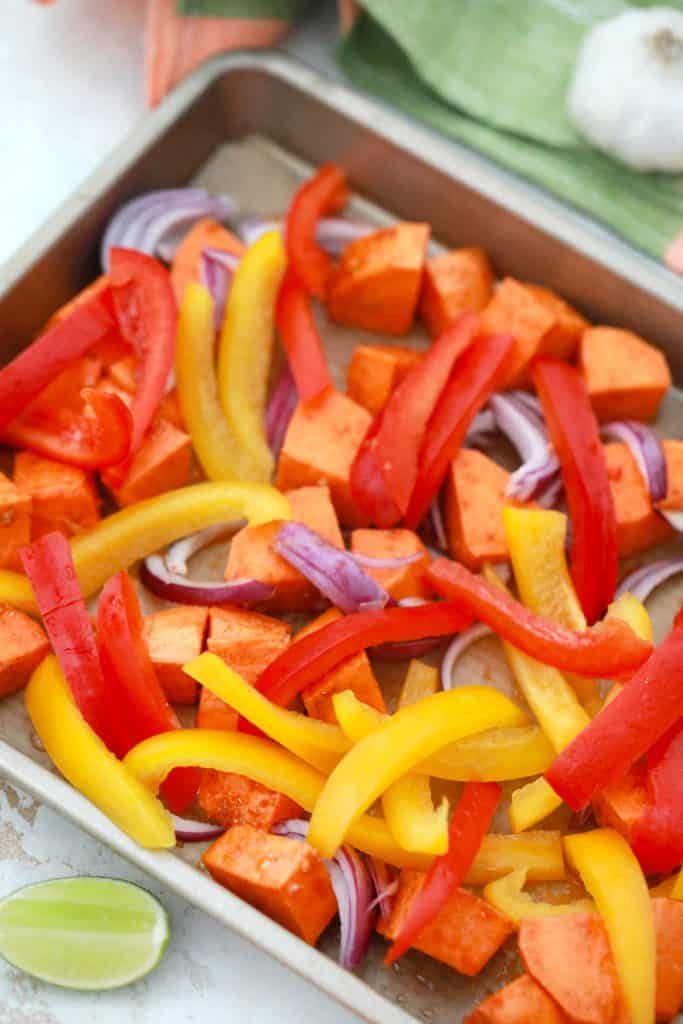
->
[[2, 164, 683, 1021]]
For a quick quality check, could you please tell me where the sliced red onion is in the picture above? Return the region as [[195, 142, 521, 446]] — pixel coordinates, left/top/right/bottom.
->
[[536, 473, 565, 510], [430, 498, 448, 551], [200, 246, 240, 329], [508, 390, 544, 422], [367, 857, 397, 920], [165, 521, 245, 576], [171, 814, 225, 843], [273, 523, 389, 615], [350, 550, 423, 570], [238, 217, 281, 247], [140, 554, 274, 606], [616, 558, 683, 602], [601, 421, 668, 502], [660, 509, 683, 532], [465, 408, 498, 449], [101, 189, 237, 270], [441, 623, 494, 690], [489, 393, 561, 503], [237, 216, 373, 256], [266, 361, 298, 459]]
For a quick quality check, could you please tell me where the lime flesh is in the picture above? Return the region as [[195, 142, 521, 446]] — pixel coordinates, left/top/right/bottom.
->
[[0, 876, 169, 990]]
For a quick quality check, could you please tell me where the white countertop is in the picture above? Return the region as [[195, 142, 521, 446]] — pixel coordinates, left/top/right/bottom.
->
[[0, 2, 359, 1022]]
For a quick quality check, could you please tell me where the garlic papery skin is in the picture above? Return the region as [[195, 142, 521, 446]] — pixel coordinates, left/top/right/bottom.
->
[[568, 7, 683, 173]]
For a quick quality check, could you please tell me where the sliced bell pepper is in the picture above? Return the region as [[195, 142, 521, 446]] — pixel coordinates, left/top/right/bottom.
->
[[404, 332, 514, 529], [275, 269, 332, 403], [306, 686, 525, 859], [349, 416, 401, 528], [385, 782, 502, 964], [483, 867, 594, 925], [285, 162, 347, 299], [533, 358, 618, 624], [630, 720, 683, 874], [546, 610, 683, 811], [565, 829, 655, 1024], [1, 387, 132, 469], [470, 831, 565, 885], [0, 285, 116, 430], [217, 230, 287, 481], [25, 656, 174, 849], [107, 248, 177, 481], [426, 557, 651, 678], [96, 572, 199, 814]]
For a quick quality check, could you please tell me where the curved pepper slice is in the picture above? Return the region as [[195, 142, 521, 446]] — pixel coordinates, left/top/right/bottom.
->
[[25, 656, 174, 849], [565, 829, 655, 1024], [484, 867, 594, 925], [275, 269, 332, 403], [426, 557, 651, 678], [307, 686, 526, 858], [285, 162, 347, 299], [349, 416, 401, 528], [629, 720, 683, 874]]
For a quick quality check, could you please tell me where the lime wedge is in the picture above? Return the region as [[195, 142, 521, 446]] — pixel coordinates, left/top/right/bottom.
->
[[0, 877, 169, 990]]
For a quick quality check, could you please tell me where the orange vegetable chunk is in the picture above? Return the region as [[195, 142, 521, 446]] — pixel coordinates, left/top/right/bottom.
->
[[206, 606, 292, 684], [465, 974, 569, 1024], [592, 763, 648, 848], [346, 344, 421, 416], [652, 897, 683, 1020], [350, 528, 431, 601], [196, 771, 301, 832], [445, 449, 517, 570], [276, 393, 372, 527], [579, 327, 672, 422], [604, 443, 673, 556], [142, 606, 208, 705], [196, 687, 239, 732], [14, 452, 100, 540], [524, 285, 588, 361], [420, 247, 494, 338], [0, 605, 49, 699], [170, 216, 245, 306], [658, 440, 683, 513], [102, 418, 192, 507], [327, 223, 430, 336], [202, 825, 336, 945], [0, 471, 31, 571]]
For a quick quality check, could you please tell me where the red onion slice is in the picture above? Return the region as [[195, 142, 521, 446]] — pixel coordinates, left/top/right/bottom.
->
[[171, 814, 225, 843], [165, 522, 245, 576], [237, 216, 373, 256], [273, 523, 389, 614], [349, 550, 423, 570], [366, 857, 398, 920], [601, 420, 668, 502], [429, 498, 449, 551], [200, 247, 240, 329], [266, 361, 298, 459], [140, 554, 274, 606], [489, 393, 561, 503], [238, 217, 281, 247], [441, 623, 494, 690], [465, 407, 498, 449], [616, 558, 683, 602]]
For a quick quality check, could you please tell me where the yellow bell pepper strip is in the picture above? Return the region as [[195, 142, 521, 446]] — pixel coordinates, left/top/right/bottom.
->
[[564, 829, 655, 1024], [483, 867, 594, 925], [183, 653, 350, 774], [333, 690, 553, 782], [468, 831, 565, 885], [0, 570, 37, 615], [217, 230, 286, 481], [25, 656, 174, 849], [307, 685, 527, 859]]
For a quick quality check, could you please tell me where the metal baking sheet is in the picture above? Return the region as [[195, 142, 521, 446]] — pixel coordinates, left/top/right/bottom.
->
[[1, 51, 682, 1024]]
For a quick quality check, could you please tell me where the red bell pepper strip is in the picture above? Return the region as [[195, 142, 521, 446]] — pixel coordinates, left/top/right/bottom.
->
[[350, 417, 402, 529], [20, 532, 127, 755], [546, 610, 683, 811], [107, 248, 177, 481], [386, 782, 501, 964], [354, 312, 479, 525], [533, 358, 618, 625], [96, 571, 200, 814], [1, 387, 132, 469], [426, 557, 652, 678], [404, 333, 515, 529], [0, 286, 115, 430], [285, 162, 347, 299], [275, 269, 333, 403], [630, 721, 683, 874]]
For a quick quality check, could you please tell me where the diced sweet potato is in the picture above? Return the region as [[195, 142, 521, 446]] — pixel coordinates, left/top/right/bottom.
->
[[604, 443, 673, 556], [579, 327, 672, 422], [0, 472, 31, 571], [378, 870, 514, 975], [519, 914, 620, 1024], [142, 606, 208, 704], [225, 485, 343, 612], [276, 391, 372, 527], [196, 687, 239, 732], [327, 223, 430, 336], [465, 974, 568, 1024], [206, 606, 291, 683], [14, 452, 100, 540], [170, 217, 245, 306], [524, 285, 588, 361], [350, 528, 431, 601], [0, 605, 49, 698], [102, 419, 192, 507], [202, 825, 337, 945], [298, 609, 385, 723], [658, 440, 683, 513], [420, 247, 494, 338], [100, 360, 184, 431], [592, 762, 648, 847], [652, 897, 683, 1020], [197, 770, 301, 832], [346, 344, 421, 416], [445, 449, 517, 570]]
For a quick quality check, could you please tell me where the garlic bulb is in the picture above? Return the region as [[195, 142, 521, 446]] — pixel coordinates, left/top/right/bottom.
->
[[568, 7, 683, 173]]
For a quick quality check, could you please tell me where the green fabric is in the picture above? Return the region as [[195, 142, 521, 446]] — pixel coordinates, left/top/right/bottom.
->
[[177, 0, 310, 18]]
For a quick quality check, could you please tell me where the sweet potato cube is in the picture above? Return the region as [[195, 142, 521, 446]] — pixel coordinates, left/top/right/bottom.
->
[[445, 449, 516, 570], [225, 485, 343, 612], [327, 223, 430, 336], [592, 762, 648, 847], [206, 606, 291, 683], [196, 687, 239, 732], [346, 344, 421, 416], [170, 216, 245, 306], [658, 440, 683, 513], [0, 606, 50, 698], [524, 285, 588, 361], [142, 606, 208, 705], [420, 247, 494, 338], [0, 472, 31, 571], [604, 443, 673, 556], [465, 974, 568, 1024], [202, 825, 337, 945], [14, 452, 100, 540], [378, 870, 514, 975], [298, 609, 385, 723], [481, 279, 556, 387], [276, 392, 372, 527], [197, 770, 301, 832], [102, 419, 192, 507], [580, 326, 672, 422], [652, 897, 683, 1020], [351, 528, 431, 601]]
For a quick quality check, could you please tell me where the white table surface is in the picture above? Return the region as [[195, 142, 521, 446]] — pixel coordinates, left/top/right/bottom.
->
[[0, 3, 359, 1022]]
